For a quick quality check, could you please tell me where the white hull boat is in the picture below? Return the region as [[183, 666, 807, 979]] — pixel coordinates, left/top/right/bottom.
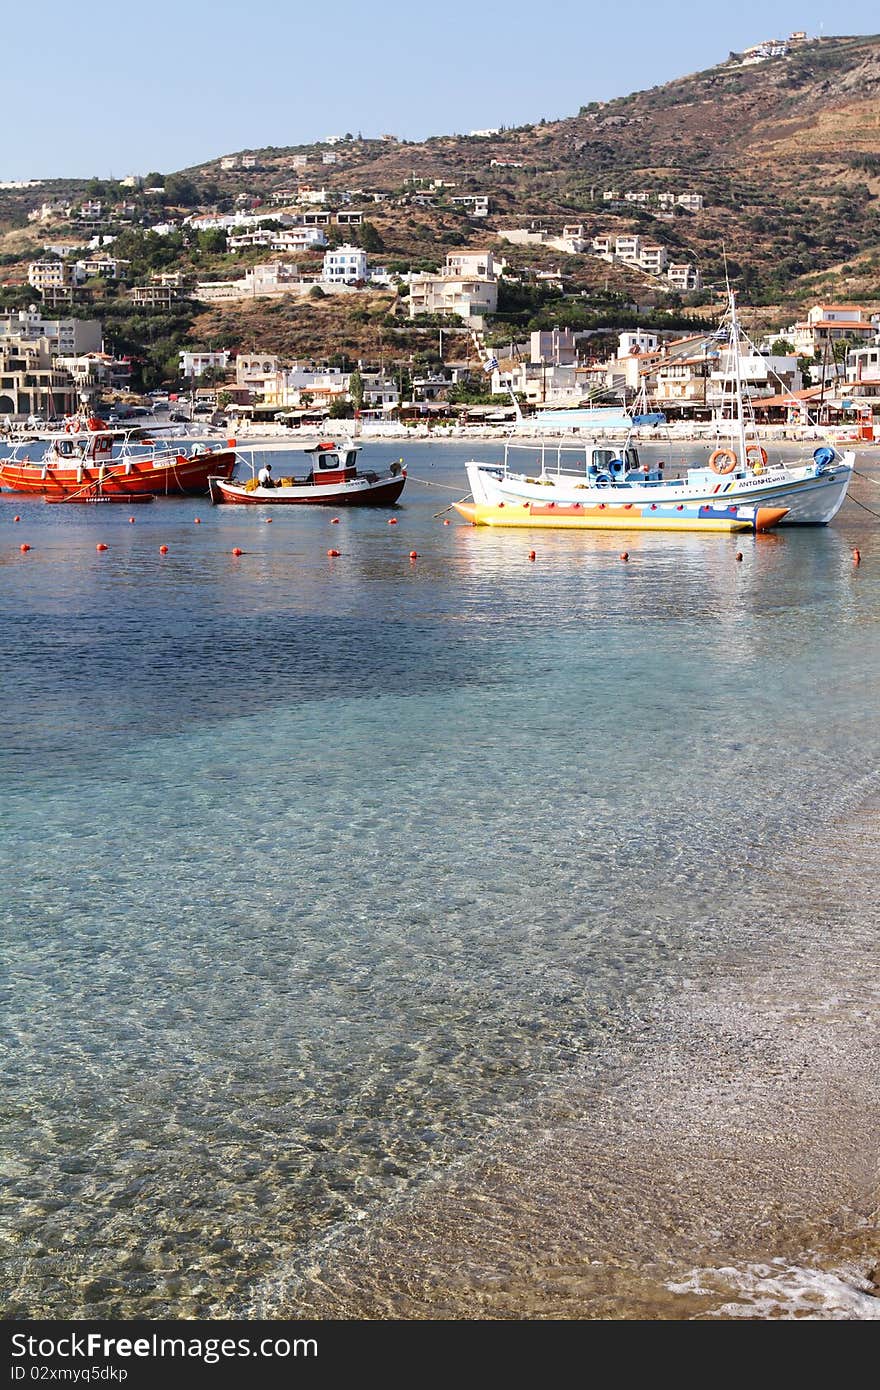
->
[[464, 445, 853, 526], [464, 290, 855, 526]]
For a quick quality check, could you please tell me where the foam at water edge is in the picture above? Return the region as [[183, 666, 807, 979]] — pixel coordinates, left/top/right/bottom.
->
[[668, 1259, 880, 1319]]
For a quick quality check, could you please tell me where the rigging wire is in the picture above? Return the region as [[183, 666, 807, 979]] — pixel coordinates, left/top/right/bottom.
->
[[845, 491, 880, 521]]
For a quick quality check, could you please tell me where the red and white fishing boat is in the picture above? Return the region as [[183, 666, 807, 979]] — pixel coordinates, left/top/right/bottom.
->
[[0, 416, 236, 499], [207, 439, 406, 506]]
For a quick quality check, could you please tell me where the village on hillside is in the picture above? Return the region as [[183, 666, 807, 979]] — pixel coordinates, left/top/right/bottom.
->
[[2, 29, 878, 433]]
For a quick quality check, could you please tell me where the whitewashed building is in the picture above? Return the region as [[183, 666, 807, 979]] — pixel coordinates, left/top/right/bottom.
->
[[28, 260, 85, 292], [179, 350, 231, 378], [322, 245, 368, 284], [787, 305, 875, 357], [408, 251, 501, 325], [0, 308, 102, 354]]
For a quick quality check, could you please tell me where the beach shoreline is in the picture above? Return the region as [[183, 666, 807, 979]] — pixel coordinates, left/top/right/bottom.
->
[[256, 800, 880, 1321]]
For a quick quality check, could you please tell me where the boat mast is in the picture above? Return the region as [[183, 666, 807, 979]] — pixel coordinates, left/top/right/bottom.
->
[[728, 287, 749, 469]]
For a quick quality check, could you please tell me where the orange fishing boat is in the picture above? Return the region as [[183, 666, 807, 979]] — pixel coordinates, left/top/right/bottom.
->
[[0, 417, 236, 499]]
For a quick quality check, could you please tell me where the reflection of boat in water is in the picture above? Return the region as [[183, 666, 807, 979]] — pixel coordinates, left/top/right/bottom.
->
[[0, 418, 235, 498], [208, 439, 406, 506], [462, 291, 854, 526], [454, 500, 789, 533]]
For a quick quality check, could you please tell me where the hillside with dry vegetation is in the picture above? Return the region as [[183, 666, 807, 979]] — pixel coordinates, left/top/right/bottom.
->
[[1, 32, 878, 381]]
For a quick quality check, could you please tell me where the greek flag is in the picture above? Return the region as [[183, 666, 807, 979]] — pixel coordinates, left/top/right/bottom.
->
[[486, 355, 498, 371]]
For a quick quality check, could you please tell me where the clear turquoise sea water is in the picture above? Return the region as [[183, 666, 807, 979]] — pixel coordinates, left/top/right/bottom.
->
[[1, 441, 878, 1317]]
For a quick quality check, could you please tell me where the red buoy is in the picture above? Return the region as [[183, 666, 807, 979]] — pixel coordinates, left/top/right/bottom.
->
[[736, 552, 744, 562], [528, 550, 536, 561], [265, 517, 272, 523], [443, 518, 450, 525], [232, 547, 243, 556], [96, 543, 108, 552], [19, 542, 30, 552], [13, 515, 21, 522], [853, 548, 861, 565], [388, 517, 398, 525], [128, 516, 136, 524], [331, 517, 340, 524], [327, 548, 340, 557], [409, 550, 418, 559], [620, 551, 629, 562], [194, 517, 201, 524], [159, 545, 169, 555]]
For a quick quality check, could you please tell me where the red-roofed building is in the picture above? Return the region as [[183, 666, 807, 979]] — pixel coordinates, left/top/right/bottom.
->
[[789, 304, 875, 356]]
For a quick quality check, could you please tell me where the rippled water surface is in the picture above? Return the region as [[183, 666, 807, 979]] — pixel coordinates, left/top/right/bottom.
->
[[1, 441, 878, 1317]]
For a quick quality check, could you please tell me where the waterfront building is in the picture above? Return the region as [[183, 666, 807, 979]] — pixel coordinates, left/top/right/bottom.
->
[[0, 339, 78, 418], [55, 351, 131, 392], [844, 339, 880, 401], [490, 359, 581, 406], [531, 328, 577, 366], [707, 351, 802, 407]]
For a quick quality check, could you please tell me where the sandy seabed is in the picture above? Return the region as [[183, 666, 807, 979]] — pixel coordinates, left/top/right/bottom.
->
[[255, 801, 880, 1321]]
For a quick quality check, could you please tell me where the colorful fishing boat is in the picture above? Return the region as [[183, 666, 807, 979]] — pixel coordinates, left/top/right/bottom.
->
[[453, 499, 789, 533], [208, 440, 406, 506], [463, 291, 854, 525], [0, 419, 236, 499]]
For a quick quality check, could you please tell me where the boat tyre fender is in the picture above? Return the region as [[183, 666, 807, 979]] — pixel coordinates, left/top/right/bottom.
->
[[813, 446, 835, 474], [746, 445, 768, 472], [594, 472, 613, 488], [709, 448, 737, 476]]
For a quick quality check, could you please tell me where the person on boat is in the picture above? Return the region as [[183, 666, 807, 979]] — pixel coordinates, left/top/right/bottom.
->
[[257, 462, 275, 489]]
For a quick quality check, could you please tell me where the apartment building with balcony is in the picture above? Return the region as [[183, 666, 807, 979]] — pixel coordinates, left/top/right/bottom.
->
[[0, 339, 78, 417]]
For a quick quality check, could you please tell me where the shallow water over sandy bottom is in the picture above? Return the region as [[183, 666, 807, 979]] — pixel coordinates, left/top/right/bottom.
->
[[1, 443, 879, 1319]]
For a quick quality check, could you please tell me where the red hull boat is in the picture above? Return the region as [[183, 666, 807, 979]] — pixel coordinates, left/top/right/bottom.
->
[[208, 439, 406, 506], [0, 421, 236, 499]]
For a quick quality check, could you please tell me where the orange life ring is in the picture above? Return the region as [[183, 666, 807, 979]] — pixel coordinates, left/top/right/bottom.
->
[[746, 444, 768, 470], [72, 419, 81, 434], [709, 448, 737, 476]]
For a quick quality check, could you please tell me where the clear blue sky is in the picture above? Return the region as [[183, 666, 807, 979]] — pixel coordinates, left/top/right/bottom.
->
[[5, 1, 878, 180]]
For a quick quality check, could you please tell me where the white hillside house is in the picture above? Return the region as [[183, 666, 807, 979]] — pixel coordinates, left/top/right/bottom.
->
[[322, 244, 368, 284]]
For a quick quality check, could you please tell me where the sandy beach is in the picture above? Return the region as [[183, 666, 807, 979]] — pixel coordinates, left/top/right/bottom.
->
[[257, 796, 880, 1320]]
